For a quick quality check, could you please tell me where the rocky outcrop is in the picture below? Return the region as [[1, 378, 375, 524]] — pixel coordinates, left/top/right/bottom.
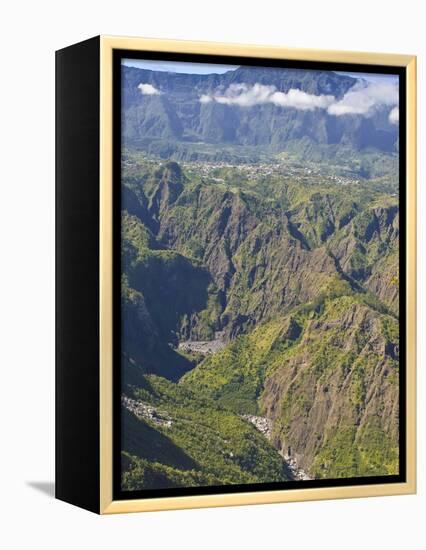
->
[[122, 395, 173, 428], [241, 414, 311, 480], [241, 414, 273, 439], [178, 331, 226, 355], [329, 205, 399, 312], [261, 298, 399, 478]]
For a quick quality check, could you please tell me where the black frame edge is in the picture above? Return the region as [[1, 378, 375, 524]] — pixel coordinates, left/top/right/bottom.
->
[[55, 36, 101, 514]]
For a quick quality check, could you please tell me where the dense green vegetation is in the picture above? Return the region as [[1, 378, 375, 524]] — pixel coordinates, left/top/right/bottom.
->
[[181, 315, 303, 415], [120, 136, 400, 487], [181, 289, 399, 478], [121, 372, 289, 490]]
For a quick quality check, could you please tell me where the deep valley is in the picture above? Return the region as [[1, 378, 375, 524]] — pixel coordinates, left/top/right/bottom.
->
[[120, 152, 399, 489]]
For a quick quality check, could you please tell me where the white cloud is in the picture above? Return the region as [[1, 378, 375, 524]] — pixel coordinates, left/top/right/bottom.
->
[[198, 79, 399, 118], [199, 94, 212, 104], [270, 88, 334, 110], [327, 80, 398, 116], [201, 83, 333, 111], [389, 106, 399, 124], [214, 83, 276, 107], [138, 83, 162, 95]]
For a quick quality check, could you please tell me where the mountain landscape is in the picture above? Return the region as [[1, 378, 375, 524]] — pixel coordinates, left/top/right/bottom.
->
[[119, 60, 400, 491]]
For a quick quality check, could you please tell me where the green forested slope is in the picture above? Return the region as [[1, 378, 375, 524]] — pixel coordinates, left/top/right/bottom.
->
[[120, 156, 400, 487], [183, 287, 399, 478], [121, 371, 290, 490]]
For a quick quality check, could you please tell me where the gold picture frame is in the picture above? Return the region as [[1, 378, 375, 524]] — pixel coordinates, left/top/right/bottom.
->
[[56, 35, 416, 514]]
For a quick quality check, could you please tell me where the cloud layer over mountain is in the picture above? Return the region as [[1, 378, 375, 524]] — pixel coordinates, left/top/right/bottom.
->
[[196, 79, 399, 121], [327, 80, 398, 116], [389, 106, 399, 124], [124, 66, 399, 153]]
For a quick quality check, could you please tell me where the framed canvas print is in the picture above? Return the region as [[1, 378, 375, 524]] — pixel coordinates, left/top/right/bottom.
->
[[56, 36, 416, 514]]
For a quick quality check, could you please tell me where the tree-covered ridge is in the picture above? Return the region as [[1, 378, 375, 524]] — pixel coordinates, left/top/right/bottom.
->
[[183, 285, 399, 478], [122, 155, 398, 337], [121, 370, 290, 491], [120, 154, 399, 488]]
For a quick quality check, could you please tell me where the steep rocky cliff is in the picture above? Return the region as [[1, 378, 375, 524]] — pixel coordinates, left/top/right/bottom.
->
[[122, 160, 399, 343], [261, 297, 399, 478]]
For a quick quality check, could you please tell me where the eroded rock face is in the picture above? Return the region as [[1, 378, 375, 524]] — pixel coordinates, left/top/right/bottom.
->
[[122, 161, 399, 388], [241, 414, 273, 439], [329, 205, 399, 313], [141, 167, 400, 338], [261, 300, 399, 478]]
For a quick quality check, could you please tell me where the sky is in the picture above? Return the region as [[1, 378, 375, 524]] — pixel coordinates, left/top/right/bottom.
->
[[122, 58, 398, 84], [122, 59, 239, 74], [335, 71, 399, 84]]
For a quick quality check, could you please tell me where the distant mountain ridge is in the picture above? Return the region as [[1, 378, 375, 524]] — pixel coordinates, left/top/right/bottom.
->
[[122, 65, 398, 155]]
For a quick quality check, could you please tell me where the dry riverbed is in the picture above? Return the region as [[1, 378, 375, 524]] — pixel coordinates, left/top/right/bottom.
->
[[241, 414, 312, 481], [178, 331, 226, 355]]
